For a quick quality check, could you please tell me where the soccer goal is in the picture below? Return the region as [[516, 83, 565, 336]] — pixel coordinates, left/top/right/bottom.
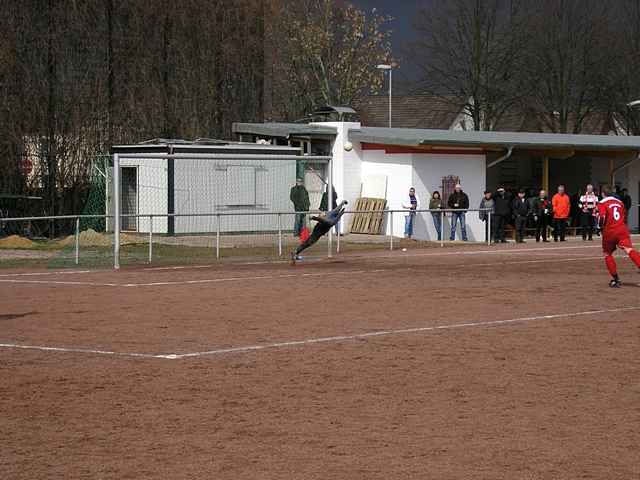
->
[[110, 142, 333, 269]]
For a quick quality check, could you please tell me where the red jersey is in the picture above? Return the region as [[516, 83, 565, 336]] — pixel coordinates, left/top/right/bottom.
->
[[597, 196, 628, 235], [597, 196, 632, 254]]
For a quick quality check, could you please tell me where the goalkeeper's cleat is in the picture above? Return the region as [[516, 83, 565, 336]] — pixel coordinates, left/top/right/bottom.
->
[[609, 278, 622, 288]]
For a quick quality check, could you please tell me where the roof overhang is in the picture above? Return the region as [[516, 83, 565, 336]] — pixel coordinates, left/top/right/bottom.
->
[[232, 122, 337, 139], [349, 127, 640, 155], [111, 143, 302, 156]]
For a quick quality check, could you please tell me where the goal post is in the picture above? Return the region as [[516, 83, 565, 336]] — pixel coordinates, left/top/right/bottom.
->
[[112, 150, 332, 269]]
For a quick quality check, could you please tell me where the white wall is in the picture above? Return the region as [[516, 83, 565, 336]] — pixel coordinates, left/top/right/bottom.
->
[[117, 157, 296, 234], [359, 149, 487, 241], [313, 121, 362, 233], [591, 157, 640, 232], [120, 158, 168, 233], [412, 153, 486, 241], [361, 151, 412, 237], [173, 159, 295, 234]]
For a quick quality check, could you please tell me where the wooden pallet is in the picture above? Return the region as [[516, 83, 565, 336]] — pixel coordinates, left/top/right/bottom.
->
[[349, 197, 387, 234]]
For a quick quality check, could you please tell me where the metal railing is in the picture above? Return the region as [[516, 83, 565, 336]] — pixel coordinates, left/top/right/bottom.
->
[[5, 205, 640, 269], [1, 209, 495, 269]]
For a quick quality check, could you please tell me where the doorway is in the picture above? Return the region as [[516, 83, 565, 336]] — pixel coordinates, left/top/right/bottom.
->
[[121, 167, 138, 231]]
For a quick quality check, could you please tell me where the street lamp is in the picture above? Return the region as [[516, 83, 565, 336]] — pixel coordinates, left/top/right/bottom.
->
[[377, 64, 393, 128]]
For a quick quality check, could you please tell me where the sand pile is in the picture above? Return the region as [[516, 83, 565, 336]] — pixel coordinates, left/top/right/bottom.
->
[[57, 229, 145, 247], [58, 229, 110, 247], [0, 235, 35, 249]]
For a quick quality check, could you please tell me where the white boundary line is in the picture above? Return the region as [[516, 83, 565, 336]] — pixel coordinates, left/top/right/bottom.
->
[[0, 255, 604, 287], [0, 279, 120, 286], [1, 305, 637, 360], [0, 243, 603, 278], [0, 343, 178, 359], [0, 270, 93, 277], [177, 305, 640, 359]]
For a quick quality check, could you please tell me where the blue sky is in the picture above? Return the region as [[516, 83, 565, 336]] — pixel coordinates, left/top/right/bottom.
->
[[349, 0, 429, 85]]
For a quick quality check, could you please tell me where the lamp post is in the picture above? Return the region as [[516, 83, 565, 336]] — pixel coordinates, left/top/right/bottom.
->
[[377, 64, 393, 128]]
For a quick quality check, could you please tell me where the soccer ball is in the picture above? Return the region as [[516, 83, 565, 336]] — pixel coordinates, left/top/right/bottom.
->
[[344, 141, 353, 152]]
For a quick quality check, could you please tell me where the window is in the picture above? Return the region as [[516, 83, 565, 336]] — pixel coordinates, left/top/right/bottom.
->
[[226, 166, 256, 206]]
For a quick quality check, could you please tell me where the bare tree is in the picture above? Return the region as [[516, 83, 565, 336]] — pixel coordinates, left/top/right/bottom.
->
[[604, 0, 640, 135], [410, 0, 526, 131], [521, 0, 613, 134], [1, 0, 266, 216], [267, 0, 393, 121]]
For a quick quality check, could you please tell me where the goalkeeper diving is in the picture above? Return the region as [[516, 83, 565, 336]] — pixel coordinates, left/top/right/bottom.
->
[[291, 200, 348, 264]]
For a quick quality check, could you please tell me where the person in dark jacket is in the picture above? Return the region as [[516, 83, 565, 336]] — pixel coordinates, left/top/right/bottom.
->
[[320, 184, 339, 234], [621, 188, 632, 223], [320, 184, 338, 211], [493, 187, 511, 243], [511, 189, 530, 243], [448, 183, 469, 241], [289, 178, 310, 237], [531, 189, 552, 242]]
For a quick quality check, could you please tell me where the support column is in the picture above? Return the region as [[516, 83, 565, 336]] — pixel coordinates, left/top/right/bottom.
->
[[113, 153, 120, 270], [542, 156, 550, 193], [328, 157, 333, 258], [167, 157, 175, 235], [609, 158, 615, 186]]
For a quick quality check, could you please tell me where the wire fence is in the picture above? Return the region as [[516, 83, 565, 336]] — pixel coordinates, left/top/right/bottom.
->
[[2, 206, 640, 269]]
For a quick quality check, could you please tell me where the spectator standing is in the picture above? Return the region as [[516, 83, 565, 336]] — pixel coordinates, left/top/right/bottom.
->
[[621, 188, 632, 223], [493, 187, 511, 243], [570, 190, 581, 229], [478, 190, 494, 242], [532, 189, 551, 242], [448, 183, 469, 241], [429, 191, 443, 241], [320, 184, 337, 211], [511, 189, 529, 243], [579, 184, 598, 241], [402, 187, 419, 239], [289, 178, 310, 237], [552, 185, 571, 242], [320, 184, 339, 234]]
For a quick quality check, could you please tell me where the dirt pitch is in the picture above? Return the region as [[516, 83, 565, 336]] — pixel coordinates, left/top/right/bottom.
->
[[1, 240, 640, 479]]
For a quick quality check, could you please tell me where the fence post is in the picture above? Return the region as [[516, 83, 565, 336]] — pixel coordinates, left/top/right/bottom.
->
[[113, 153, 120, 269], [277, 213, 282, 256], [216, 214, 220, 259], [440, 210, 445, 247], [148, 215, 153, 263], [337, 216, 341, 254], [389, 210, 394, 250], [75, 217, 80, 265], [487, 211, 492, 245]]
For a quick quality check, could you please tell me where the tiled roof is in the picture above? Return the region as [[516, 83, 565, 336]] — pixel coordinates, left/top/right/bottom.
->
[[354, 95, 464, 130]]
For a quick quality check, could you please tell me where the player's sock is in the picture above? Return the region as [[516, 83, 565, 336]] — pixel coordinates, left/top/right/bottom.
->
[[605, 255, 618, 277], [628, 249, 640, 268]]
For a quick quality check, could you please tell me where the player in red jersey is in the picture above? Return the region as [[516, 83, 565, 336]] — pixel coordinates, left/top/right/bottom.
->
[[597, 186, 640, 287]]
